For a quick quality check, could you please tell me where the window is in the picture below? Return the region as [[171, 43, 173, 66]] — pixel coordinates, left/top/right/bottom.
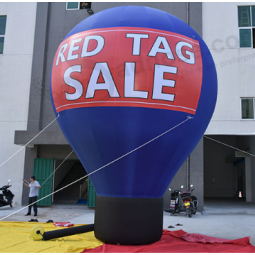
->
[[66, 2, 79, 10], [238, 6, 255, 48], [66, 2, 91, 10], [0, 16, 7, 54], [241, 98, 254, 119]]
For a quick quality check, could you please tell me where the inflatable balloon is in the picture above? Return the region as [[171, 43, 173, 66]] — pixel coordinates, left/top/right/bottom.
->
[[50, 6, 217, 245]]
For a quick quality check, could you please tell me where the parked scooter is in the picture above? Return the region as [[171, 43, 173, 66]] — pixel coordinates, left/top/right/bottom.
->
[[168, 184, 198, 218], [0, 180, 14, 208]]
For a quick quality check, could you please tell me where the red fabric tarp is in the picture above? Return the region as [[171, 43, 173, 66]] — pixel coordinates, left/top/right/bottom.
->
[[82, 229, 255, 253]]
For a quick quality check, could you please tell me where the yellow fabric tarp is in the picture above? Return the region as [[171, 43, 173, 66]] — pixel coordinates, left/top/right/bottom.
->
[[0, 221, 103, 253]]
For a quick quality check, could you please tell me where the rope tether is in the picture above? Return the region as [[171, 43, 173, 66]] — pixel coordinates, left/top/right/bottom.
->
[[0, 116, 193, 221], [0, 114, 60, 168], [204, 136, 255, 157], [40, 150, 74, 187]]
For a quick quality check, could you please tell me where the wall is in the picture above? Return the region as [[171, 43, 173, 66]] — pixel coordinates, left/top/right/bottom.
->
[[203, 2, 255, 135], [204, 134, 255, 201], [0, 3, 36, 205], [203, 2, 255, 203], [204, 135, 237, 197], [37, 145, 78, 159]]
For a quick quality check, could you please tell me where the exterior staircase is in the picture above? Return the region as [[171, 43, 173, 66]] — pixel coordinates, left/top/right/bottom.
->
[[53, 162, 86, 204]]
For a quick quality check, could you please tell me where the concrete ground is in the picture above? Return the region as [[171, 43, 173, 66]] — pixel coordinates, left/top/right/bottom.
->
[[164, 198, 255, 245], [0, 198, 254, 245]]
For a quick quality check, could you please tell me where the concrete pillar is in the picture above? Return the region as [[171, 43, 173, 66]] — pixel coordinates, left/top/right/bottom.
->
[[250, 136, 255, 202], [245, 157, 252, 202], [22, 146, 38, 205]]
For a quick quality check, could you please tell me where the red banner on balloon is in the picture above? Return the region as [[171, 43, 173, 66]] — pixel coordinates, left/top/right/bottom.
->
[[51, 27, 202, 114]]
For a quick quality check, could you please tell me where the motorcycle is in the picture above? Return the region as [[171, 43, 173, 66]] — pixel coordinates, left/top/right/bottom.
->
[[168, 184, 198, 218], [0, 180, 14, 208]]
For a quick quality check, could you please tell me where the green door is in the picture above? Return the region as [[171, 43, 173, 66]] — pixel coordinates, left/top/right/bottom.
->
[[87, 178, 97, 208], [33, 158, 54, 206]]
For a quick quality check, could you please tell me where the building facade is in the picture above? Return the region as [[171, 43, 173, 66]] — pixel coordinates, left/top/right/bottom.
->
[[0, 2, 254, 210], [203, 2, 255, 202], [0, 2, 37, 205]]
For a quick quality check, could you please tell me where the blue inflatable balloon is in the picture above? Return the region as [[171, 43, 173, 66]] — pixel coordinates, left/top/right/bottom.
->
[[50, 6, 217, 245]]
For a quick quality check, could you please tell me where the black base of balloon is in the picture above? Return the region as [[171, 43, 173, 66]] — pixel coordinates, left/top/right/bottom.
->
[[94, 195, 163, 245]]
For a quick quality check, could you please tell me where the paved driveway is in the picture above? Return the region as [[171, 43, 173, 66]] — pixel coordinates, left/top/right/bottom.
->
[[0, 198, 254, 245], [164, 198, 255, 245]]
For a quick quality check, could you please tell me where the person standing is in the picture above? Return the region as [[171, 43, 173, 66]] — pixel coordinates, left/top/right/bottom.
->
[[22, 176, 41, 216]]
